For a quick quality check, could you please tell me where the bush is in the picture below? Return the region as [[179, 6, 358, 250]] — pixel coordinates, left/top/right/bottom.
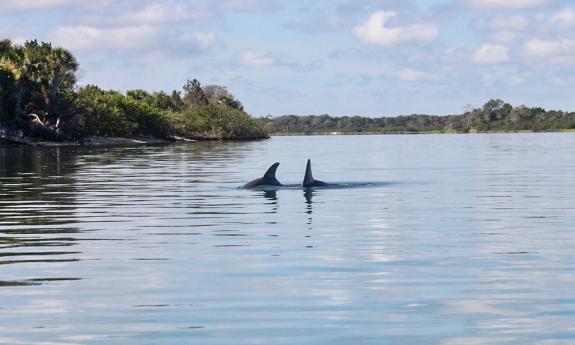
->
[[71, 86, 172, 138], [165, 104, 267, 139]]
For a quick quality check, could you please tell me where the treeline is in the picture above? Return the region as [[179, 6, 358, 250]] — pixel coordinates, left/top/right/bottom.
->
[[0, 39, 267, 141], [263, 99, 575, 134]]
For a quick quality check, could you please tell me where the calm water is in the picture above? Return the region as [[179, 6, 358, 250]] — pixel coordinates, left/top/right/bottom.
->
[[0, 134, 574, 345]]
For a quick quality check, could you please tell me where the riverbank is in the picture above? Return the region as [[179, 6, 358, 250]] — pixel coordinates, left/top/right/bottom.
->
[[1, 126, 269, 147], [1, 134, 171, 147], [263, 100, 575, 135], [1, 40, 269, 146], [3, 128, 570, 148], [270, 128, 574, 136]]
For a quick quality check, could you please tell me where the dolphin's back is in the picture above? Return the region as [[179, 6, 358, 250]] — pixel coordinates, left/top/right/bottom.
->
[[243, 162, 282, 188], [243, 178, 265, 189]]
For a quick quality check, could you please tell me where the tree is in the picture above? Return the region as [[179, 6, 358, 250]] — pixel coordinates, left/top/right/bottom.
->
[[0, 40, 78, 124], [0, 40, 17, 122], [127, 89, 151, 102], [203, 84, 243, 110], [182, 79, 208, 108], [2, 39, 268, 140], [203, 84, 231, 103], [0, 68, 15, 122], [481, 99, 511, 122], [44, 46, 78, 115], [170, 90, 184, 111]]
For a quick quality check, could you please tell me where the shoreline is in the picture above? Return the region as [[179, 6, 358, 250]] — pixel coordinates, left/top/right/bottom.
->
[[1, 124, 270, 147], [270, 129, 575, 136], [2, 128, 573, 148], [0, 131, 269, 148]]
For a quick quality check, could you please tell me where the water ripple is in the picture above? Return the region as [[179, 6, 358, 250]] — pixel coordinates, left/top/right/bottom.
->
[[0, 134, 574, 344]]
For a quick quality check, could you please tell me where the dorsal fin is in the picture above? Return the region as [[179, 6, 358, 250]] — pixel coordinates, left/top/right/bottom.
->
[[303, 159, 315, 186], [263, 162, 280, 179]]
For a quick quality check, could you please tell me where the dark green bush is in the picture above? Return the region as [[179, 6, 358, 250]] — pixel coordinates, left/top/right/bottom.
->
[[72, 86, 171, 138]]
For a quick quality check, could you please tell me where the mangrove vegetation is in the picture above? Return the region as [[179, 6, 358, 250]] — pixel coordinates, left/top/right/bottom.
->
[[2, 39, 573, 144], [264, 99, 575, 135], [0, 39, 268, 143]]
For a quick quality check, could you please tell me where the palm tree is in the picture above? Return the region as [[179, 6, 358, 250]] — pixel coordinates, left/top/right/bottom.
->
[[45, 47, 78, 114], [0, 39, 79, 130], [0, 40, 25, 121]]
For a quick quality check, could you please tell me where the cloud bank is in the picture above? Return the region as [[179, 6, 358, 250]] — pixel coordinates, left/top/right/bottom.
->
[[353, 11, 438, 46]]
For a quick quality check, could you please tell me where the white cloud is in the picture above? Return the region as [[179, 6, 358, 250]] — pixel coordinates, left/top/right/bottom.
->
[[507, 76, 526, 85], [186, 32, 217, 49], [0, 0, 72, 11], [119, 3, 209, 24], [532, 8, 575, 37], [10, 37, 28, 45], [240, 51, 276, 67], [523, 38, 575, 63], [549, 8, 575, 29], [219, 0, 279, 12], [472, 15, 527, 42], [440, 48, 471, 68], [489, 30, 519, 43], [49, 25, 159, 51], [353, 11, 438, 46], [473, 44, 511, 64], [520, 9, 575, 64], [550, 75, 575, 86], [0, 0, 110, 11], [48, 25, 218, 55], [489, 15, 528, 30], [237, 51, 321, 71], [0, 0, 277, 17], [397, 68, 438, 82], [286, 9, 351, 33], [480, 67, 528, 86], [468, 0, 555, 10]]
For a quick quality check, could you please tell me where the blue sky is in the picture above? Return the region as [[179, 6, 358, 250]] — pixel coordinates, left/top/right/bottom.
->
[[2, 0, 575, 116]]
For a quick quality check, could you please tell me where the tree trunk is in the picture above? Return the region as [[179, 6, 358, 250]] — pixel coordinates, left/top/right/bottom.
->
[[49, 68, 61, 113]]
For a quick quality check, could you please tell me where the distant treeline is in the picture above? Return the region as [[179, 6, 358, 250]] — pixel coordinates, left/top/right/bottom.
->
[[0, 39, 267, 142], [263, 99, 575, 134]]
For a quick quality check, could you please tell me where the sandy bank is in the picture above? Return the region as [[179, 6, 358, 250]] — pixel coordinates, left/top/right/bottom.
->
[[1, 126, 179, 147], [1, 127, 267, 147]]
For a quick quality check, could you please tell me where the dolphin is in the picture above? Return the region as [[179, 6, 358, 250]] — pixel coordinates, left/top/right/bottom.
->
[[243, 162, 283, 188], [303, 159, 329, 187]]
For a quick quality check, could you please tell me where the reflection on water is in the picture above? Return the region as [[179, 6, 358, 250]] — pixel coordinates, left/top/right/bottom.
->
[[1, 134, 574, 345], [304, 189, 315, 230], [0, 147, 82, 288], [303, 189, 314, 208]]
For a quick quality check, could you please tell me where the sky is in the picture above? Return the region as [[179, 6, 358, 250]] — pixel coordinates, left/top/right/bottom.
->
[[1, 0, 575, 117]]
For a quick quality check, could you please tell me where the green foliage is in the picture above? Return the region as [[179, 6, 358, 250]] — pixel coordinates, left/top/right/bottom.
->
[[165, 104, 267, 139], [1, 38, 267, 140], [71, 83, 266, 139], [198, 104, 265, 138], [0, 66, 15, 122], [183, 79, 208, 108], [72, 83, 266, 139], [72, 85, 171, 138], [203, 84, 243, 110], [0, 39, 78, 125], [3, 38, 573, 140], [264, 100, 575, 134], [170, 90, 185, 111], [72, 86, 135, 137], [127, 89, 183, 112]]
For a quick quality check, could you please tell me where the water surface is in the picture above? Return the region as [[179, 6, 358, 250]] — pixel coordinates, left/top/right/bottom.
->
[[1, 134, 574, 344]]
